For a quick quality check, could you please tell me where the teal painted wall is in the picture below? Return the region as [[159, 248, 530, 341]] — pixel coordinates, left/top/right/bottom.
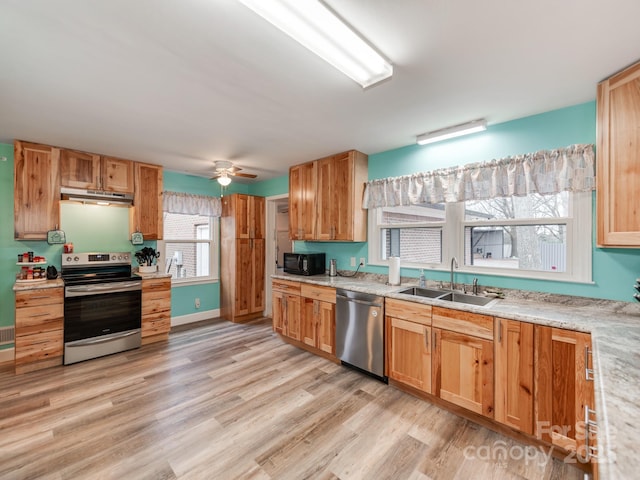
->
[[292, 101, 640, 302], [249, 175, 288, 197]]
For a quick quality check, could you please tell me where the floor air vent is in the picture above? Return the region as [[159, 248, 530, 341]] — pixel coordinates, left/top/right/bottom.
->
[[0, 326, 15, 345]]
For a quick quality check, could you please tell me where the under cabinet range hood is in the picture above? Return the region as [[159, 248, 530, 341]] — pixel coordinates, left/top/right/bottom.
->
[[60, 187, 134, 206]]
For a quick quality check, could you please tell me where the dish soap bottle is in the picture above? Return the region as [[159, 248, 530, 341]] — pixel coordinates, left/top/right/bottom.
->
[[419, 269, 425, 287]]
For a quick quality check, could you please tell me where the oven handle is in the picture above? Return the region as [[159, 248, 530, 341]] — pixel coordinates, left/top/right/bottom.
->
[[67, 330, 140, 346], [65, 281, 142, 297]]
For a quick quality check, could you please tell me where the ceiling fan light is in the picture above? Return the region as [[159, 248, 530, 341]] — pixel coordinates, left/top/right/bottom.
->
[[417, 119, 487, 145], [217, 173, 232, 186]]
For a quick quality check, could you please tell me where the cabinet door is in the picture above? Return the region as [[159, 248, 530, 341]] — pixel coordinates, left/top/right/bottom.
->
[[272, 290, 285, 334], [234, 194, 251, 238], [597, 61, 640, 246], [289, 162, 316, 240], [251, 196, 265, 239], [388, 317, 431, 393], [316, 301, 335, 354], [101, 156, 134, 193], [60, 148, 101, 189], [495, 318, 534, 434], [14, 141, 61, 239], [235, 239, 252, 317], [284, 293, 301, 341], [433, 328, 494, 417], [132, 162, 163, 239], [332, 151, 355, 241], [250, 238, 265, 314], [316, 156, 334, 240], [535, 326, 595, 459], [301, 297, 318, 348]]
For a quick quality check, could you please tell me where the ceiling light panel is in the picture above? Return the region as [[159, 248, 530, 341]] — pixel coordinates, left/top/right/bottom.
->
[[238, 0, 392, 88]]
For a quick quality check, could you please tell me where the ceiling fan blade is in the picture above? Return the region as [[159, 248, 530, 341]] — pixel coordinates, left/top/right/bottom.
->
[[233, 172, 258, 178]]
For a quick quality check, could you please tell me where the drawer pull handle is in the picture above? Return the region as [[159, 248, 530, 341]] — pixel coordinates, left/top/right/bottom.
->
[[29, 312, 50, 318], [585, 346, 594, 381]]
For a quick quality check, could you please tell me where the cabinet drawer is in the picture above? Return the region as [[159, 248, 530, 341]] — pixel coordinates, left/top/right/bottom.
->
[[142, 295, 171, 316], [15, 304, 64, 328], [385, 298, 432, 325], [15, 330, 63, 365], [432, 306, 493, 340], [15, 317, 63, 336], [142, 277, 171, 293], [300, 284, 335, 304], [272, 279, 301, 294], [15, 287, 63, 307], [142, 311, 171, 336]]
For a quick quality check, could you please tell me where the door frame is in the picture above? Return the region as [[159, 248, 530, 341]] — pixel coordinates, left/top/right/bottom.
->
[[265, 193, 289, 317]]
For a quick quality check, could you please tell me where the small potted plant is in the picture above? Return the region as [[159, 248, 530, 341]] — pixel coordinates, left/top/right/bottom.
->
[[135, 246, 160, 273]]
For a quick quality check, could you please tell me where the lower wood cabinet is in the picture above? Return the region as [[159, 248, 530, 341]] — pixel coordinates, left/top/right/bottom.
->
[[494, 318, 534, 434], [272, 279, 301, 341], [141, 277, 171, 344], [432, 306, 494, 418], [301, 284, 336, 355], [14, 286, 64, 374], [385, 298, 432, 393], [535, 326, 597, 462]]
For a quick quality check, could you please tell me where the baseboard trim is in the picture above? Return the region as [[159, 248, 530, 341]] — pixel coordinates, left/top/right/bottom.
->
[[0, 347, 15, 365], [171, 309, 220, 327]]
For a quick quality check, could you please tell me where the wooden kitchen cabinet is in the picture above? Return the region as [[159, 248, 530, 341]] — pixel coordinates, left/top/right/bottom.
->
[[130, 162, 163, 240], [289, 161, 317, 240], [141, 277, 172, 344], [494, 318, 534, 434], [14, 286, 64, 374], [301, 284, 336, 355], [272, 279, 301, 340], [432, 306, 494, 418], [597, 60, 640, 246], [535, 326, 597, 462], [316, 150, 368, 241], [289, 150, 368, 241], [385, 298, 432, 393], [221, 194, 266, 322], [14, 141, 61, 240], [60, 149, 134, 193]]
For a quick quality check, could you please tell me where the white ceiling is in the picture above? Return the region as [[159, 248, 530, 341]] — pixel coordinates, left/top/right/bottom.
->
[[1, 0, 639, 182]]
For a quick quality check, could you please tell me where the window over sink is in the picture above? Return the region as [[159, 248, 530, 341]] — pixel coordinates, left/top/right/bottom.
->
[[368, 191, 592, 283]]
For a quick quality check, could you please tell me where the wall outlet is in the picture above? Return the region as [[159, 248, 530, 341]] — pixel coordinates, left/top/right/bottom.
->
[[195, 297, 200, 309], [350, 257, 356, 267], [359, 257, 366, 267]]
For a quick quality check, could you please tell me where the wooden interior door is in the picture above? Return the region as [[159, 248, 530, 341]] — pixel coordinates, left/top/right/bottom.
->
[[60, 148, 100, 189], [388, 317, 431, 393], [495, 318, 534, 434], [433, 328, 494, 417]]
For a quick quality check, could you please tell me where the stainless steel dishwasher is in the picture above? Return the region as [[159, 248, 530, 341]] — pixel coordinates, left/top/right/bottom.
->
[[335, 288, 386, 382]]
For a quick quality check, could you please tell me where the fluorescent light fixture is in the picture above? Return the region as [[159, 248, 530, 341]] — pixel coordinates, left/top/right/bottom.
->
[[217, 173, 232, 186], [237, 0, 392, 88], [417, 119, 487, 145]]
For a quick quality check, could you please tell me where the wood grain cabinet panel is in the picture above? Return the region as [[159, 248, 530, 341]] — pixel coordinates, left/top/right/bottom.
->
[[60, 150, 134, 193], [14, 141, 61, 240], [301, 285, 336, 355], [289, 161, 317, 240], [221, 194, 266, 323], [14, 286, 64, 373], [130, 162, 163, 240], [141, 277, 171, 343], [101, 156, 135, 193], [494, 318, 534, 434], [597, 60, 640, 246]]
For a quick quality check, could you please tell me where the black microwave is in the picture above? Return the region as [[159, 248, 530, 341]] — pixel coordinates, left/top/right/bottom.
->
[[283, 252, 326, 276]]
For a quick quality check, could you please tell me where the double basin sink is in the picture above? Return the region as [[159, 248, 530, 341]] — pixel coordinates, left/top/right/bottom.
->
[[396, 286, 497, 307]]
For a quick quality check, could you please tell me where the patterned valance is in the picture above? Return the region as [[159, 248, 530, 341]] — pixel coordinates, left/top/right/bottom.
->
[[163, 191, 222, 217], [363, 144, 595, 208]]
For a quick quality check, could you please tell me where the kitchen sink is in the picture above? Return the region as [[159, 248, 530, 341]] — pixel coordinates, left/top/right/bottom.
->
[[397, 287, 446, 298], [396, 286, 497, 307]]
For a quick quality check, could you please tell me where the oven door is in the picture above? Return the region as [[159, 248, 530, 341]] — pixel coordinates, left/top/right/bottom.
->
[[64, 281, 142, 364]]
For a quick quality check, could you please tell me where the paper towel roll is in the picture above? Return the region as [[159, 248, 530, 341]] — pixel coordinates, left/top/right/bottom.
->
[[388, 256, 401, 286]]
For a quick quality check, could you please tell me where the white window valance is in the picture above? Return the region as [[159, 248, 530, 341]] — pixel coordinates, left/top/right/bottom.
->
[[163, 191, 222, 217], [362, 144, 595, 208]]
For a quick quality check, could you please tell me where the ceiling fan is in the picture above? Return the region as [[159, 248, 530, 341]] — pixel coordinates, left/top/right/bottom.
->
[[210, 160, 257, 186]]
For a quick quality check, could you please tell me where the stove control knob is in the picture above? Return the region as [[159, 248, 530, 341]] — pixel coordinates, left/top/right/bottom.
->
[[118, 255, 123, 260], [123, 254, 129, 261], [66, 256, 73, 262], [74, 256, 79, 262], [112, 255, 116, 261]]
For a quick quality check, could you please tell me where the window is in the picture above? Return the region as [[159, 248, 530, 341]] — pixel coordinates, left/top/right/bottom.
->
[[159, 212, 219, 284], [368, 191, 592, 283]]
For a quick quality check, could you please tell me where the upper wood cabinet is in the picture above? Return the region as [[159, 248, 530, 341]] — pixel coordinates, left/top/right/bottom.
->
[[289, 161, 317, 240], [494, 318, 534, 435], [60, 149, 134, 193], [130, 162, 163, 240], [597, 60, 640, 246], [227, 194, 265, 239], [14, 141, 61, 240], [289, 150, 368, 242]]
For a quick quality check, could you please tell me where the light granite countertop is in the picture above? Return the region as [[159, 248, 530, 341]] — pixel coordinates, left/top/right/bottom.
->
[[12, 277, 64, 291], [272, 271, 640, 479]]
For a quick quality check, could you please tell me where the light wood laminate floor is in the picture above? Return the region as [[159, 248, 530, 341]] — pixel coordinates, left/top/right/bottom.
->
[[0, 318, 583, 480]]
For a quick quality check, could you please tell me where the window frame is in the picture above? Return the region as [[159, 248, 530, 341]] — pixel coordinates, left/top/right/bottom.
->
[[368, 191, 593, 283], [158, 214, 220, 286]]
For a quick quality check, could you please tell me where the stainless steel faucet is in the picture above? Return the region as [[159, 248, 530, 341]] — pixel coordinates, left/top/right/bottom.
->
[[450, 257, 458, 291], [472, 277, 479, 295]]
